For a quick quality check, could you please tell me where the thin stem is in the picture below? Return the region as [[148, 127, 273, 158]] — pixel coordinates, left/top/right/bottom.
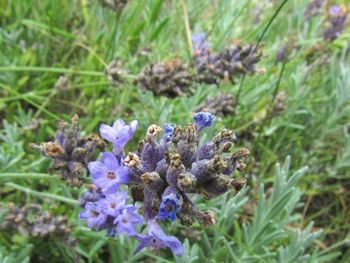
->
[[254, 0, 289, 52], [107, 12, 121, 60], [0, 84, 61, 120], [235, 74, 246, 106], [81, 0, 90, 25], [214, 0, 251, 49], [34, 89, 57, 118], [270, 60, 286, 105], [0, 66, 104, 76], [4, 182, 78, 206], [77, 43, 108, 67], [179, 0, 193, 55], [0, 173, 59, 180], [235, 0, 289, 110], [252, 61, 287, 153]]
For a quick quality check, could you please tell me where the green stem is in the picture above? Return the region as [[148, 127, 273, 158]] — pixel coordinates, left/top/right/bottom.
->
[[0, 66, 104, 76], [254, 0, 289, 52], [0, 173, 59, 180], [0, 83, 61, 120], [235, 0, 289, 111], [4, 182, 78, 206], [270, 60, 286, 105], [234, 74, 246, 111], [179, 0, 193, 56]]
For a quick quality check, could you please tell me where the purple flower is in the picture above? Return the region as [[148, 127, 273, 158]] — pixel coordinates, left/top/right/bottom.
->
[[323, 9, 348, 41], [100, 192, 128, 217], [192, 33, 209, 57], [330, 5, 341, 16], [79, 202, 107, 230], [193, 112, 215, 131], [88, 152, 130, 194], [114, 205, 143, 236], [158, 187, 183, 222], [100, 119, 138, 155], [163, 123, 175, 142], [134, 220, 183, 256]]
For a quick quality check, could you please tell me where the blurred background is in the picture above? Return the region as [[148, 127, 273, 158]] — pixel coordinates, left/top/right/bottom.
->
[[0, 0, 350, 262]]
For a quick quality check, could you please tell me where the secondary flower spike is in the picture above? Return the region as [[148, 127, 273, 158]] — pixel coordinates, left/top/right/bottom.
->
[[192, 33, 262, 84], [77, 112, 249, 256], [323, 5, 348, 41], [31, 115, 106, 186]]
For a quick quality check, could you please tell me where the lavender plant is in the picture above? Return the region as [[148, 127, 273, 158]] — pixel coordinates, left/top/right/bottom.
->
[[1, 203, 71, 240], [136, 33, 261, 98], [192, 33, 262, 84], [78, 112, 249, 256], [323, 5, 348, 41], [31, 116, 106, 187], [137, 60, 194, 98]]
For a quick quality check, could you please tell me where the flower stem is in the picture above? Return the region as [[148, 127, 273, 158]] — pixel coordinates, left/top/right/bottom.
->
[[254, 0, 290, 51], [0, 66, 105, 76], [0, 173, 58, 180], [179, 0, 193, 56], [4, 182, 78, 206]]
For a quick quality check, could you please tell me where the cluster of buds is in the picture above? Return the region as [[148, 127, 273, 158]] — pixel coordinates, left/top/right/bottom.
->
[[99, 0, 128, 11], [303, 0, 325, 21], [195, 93, 235, 117], [31, 115, 106, 186], [192, 33, 262, 84], [137, 60, 194, 98], [135, 33, 262, 98], [78, 112, 249, 256], [105, 60, 126, 87], [323, 5, 348, 41], [1, 203, 71, 239]]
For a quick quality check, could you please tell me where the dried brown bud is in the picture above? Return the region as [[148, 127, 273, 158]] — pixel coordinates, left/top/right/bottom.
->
[[193, 210, 215, 227], [105, 60, 125, 86], [41, 142, 65, 157], [124, 152, 141, 167], [137, 59, 194, 98], [146, 124, 162, 141]]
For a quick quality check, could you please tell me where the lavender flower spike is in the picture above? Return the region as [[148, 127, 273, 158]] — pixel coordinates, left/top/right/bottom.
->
[[193, 112, 215, 131], [88, 152, 130, 194], [134, 220, 184, 256], [79, 202, 107, 230], [114, 206, 143, 236], [100, 119, 138, 155]]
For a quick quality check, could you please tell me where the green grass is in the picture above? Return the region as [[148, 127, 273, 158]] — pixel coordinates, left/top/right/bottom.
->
[[1, 0, 350, 262]]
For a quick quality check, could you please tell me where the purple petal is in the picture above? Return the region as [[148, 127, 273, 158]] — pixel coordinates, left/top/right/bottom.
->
[[116, 221, 137, 236], [88, 161, 106, 178], [129, 120, 138, 134], [134, 235, 153, 254], [116, 166, 130, 183], [101, 152, 119, 171], [330, 5, 341, 16], [112, 119, 126, 130], [99, 124, 117, 143]]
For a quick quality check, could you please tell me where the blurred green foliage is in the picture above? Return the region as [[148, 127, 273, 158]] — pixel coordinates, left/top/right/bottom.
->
[[0, 0, 349, 262]]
